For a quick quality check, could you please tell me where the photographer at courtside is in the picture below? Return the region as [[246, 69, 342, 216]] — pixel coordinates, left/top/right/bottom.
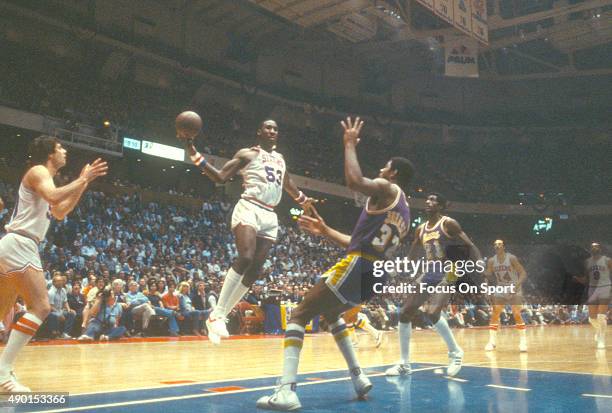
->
[[77, 287, 127, 341]]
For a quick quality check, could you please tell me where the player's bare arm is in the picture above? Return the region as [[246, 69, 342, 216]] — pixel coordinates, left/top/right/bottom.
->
[[297, 206, 351, 249], [443, 218, 483, 263], [51, 159, 108, 219], [510, 255, 527, 286], [341, 117, 397, 203], [186, 141, 255, 184], [282, 171, 316, 214], [26, 160, 107, 220]]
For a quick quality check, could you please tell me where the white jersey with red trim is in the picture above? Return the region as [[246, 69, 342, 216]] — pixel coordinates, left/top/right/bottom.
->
[[586, 256, 611, 287], [240, 146, 286, 209], [5, 182, 51, 244], [492, 253, 519, 286]]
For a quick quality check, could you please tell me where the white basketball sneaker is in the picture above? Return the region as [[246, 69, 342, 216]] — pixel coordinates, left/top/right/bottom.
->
[[350, 368, 372, 398], [0, 371, 31, 393], [256, 383, 301, 411], [447, 349, 464, 377], [484, 341, 496, 351], [206, 314, 229, 345], [385, 363, 411, 376]]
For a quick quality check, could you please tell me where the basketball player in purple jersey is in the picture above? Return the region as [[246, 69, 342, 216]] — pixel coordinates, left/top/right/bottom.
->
[[256, 117, 414, 410], [386, 192, 482, 378]]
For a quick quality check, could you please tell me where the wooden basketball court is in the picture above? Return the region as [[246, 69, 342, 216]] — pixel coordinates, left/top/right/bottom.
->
[[2, 326, 612, 412]]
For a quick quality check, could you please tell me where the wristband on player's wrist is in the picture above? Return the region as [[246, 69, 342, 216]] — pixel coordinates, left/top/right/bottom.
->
[[191, 152, 207, 168], [294, 191, 308, 205]]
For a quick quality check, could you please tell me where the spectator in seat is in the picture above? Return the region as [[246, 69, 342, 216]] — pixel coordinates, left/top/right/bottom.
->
[[47, 274, 76, 339], [146, 281, 179, 337], [81, 277, 107, 329], [67, 282, 86, 335], [178, 282, 208, 336], [191, 281, 208, 311], [125, 281, 155, 336]]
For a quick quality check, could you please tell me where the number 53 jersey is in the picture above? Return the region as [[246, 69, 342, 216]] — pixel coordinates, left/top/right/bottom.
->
[[347, 185, 411, 259], [240, 146, 286, 209]]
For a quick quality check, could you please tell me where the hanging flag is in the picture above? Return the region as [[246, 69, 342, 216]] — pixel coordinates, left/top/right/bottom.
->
[[445, 37, 479, 77]]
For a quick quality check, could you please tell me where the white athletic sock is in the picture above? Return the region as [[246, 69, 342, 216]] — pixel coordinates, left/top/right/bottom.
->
[[399, 322, 411, 365], [0, 313, 43, 375], [281, 323, 305, 384], [330, 318, 361, 374], [212, 268, 247, 318], [434, 316, 461, 354], [598, 314, 607, 339]]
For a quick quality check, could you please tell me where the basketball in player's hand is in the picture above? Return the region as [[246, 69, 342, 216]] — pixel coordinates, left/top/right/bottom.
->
[[176, 111, 202, 141]]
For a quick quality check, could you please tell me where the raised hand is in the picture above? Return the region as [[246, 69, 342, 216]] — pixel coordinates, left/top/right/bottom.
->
[[297, 206, 327, 237], [183, 138, 197, 156], [80, 158, 108, 183], [341, 116, 364, 147], [299, 196, 319, 216]]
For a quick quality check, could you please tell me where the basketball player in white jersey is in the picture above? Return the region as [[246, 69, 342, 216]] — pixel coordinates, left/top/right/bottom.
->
[[0, 136, 107, 392], [182, 120, 313, 344], [484, 240, 528, 352], [574, 242, 611, 349]]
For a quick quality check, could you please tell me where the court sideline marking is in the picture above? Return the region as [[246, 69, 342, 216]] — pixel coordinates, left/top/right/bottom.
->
[[30, 366, 444, 413]]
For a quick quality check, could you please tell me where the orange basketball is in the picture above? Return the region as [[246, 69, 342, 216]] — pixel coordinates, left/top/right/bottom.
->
[[175, 111, 202, 141]]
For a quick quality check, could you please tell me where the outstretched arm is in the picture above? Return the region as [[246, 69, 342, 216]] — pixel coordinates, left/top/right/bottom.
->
[[342, 117, 396, 201], [26, 160, 107, 219], [283, 171, 316, 213], [185, 141, 252, 184], [298, 207, 351, 249]]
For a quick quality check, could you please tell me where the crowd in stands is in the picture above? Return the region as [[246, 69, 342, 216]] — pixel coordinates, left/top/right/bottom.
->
[[1, 46, 610, 204], [1, 177, 607, 343]]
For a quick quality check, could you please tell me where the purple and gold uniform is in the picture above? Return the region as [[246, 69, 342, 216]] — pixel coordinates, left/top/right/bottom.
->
[[419, 216, 457, 285], [324, 185, 411, 305]]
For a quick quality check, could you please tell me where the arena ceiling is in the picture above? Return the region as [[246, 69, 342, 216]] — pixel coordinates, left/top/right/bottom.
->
[[246, 0, 612, 79], [1, 0, 611, 81]]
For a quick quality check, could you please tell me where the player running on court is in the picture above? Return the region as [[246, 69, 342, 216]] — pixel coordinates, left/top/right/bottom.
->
[[385, 193, 482, 378], [0, 136, 107, 392]]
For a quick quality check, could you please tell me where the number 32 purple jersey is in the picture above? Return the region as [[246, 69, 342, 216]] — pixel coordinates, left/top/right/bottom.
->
[[347, 185, 411, 259]]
